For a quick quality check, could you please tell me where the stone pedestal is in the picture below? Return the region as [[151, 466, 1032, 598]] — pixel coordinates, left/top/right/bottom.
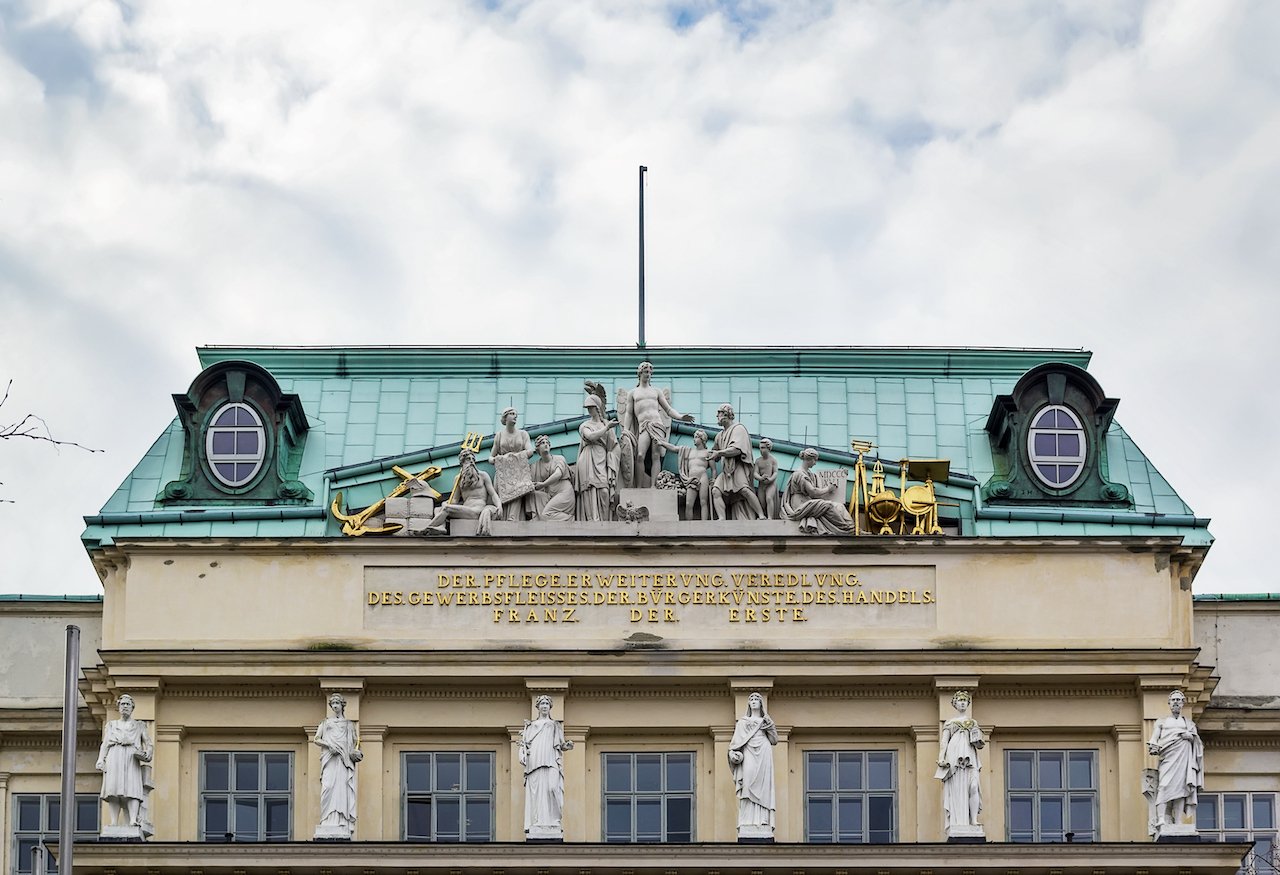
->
[[314, 823, 353, 840], [1156, 822, 1201, 842], [737, 824, 774, 841], [100, 825, 145, 841], [946, 823, 987, 843], [527, 824, 564, 841]]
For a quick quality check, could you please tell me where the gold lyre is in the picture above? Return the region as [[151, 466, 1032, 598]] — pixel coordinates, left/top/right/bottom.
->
[[445, 432, 485, 505]]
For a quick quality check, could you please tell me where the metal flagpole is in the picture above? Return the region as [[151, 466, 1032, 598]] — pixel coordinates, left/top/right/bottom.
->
[[638, 165, 647, 349], [60, 624, 81, 875]]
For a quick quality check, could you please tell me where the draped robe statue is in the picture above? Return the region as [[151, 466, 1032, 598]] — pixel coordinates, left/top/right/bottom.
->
[[520, 696, 574, 840], [314, 693, 362, 839], [1147, 690, 1203, 834], [935, 690, 985, 838], [728, 692, 778, 839], [97, 694, 152, 835]]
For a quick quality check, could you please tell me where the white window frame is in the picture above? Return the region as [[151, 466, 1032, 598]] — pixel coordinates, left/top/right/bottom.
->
[[401, 751, 496, 842], [198, 751, 293, 842], [1198, 791, 1277, 874], [11, 793, 98, 874], [1005, 748, 1099, 842], [600, 751, 696, 843], [1027, 404, 1087, 489], [205, 402, 266, 489]]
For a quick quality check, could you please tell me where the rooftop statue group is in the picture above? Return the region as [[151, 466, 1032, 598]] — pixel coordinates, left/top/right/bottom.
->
[[423, 361, 857, 532]]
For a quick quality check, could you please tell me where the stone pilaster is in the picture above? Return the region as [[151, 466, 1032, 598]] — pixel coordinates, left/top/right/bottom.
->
[[1114, 723, 1147, 842], [911, 724, 942, 841], [151, 725, 184, 840], [710, 724, 736, 841], [356, 724, 387, 839]]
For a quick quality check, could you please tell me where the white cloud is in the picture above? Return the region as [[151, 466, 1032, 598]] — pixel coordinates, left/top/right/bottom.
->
[[1, 0, 1276, 593]]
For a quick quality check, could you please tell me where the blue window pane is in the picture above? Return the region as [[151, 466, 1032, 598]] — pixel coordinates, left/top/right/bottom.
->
[[1057, 464, 1079, 483], [235, 754, 259, 791], [436, 797, 460, 839], [635, 754, 661, 792], [465, 753, 491, 792], [1197, 795, 1218, 830], [605, 798, 632, 841], [212, 432, 235, 454], [264, 797, 289, 839], [405, 755, 429, 792], [1068, 752, 1093, 789], [435, 754, 461, 791], [214, 408, 238, 427], [234, 796, 259, 838], [77, 796, 99, 832], [406, 799, 430, 839], [1034, 433, 1057, 456], [666, 754, 692, 792], [867, 753, 893, 790], [1040, 796, 1064, 838], [1008, 753, 1034, 790], [235, 462, 256, 481], [838, 796, 863, 840], [46, 799, 59, 831], [868, 794, 893, 839], [204, 797, 228, 839], [1034, 410, 1057, 428], [265, 754, 290, 792], [1255, 795, 1275, 830], [1039, 752, 1064, 789], [16, 838, 39, 875], [807, 753, 833, 791], [1058, 433, 1081, 456], [1225, 795, 1247, 830], [465, 797, 491, 840], [205, 754, 230, 791], [1070, 795, 1094, 835], [1010, 796, 1034, 832], [666, 796, 692, 841], [18, 797, 42, 831], [808, 797, 833, 838], [605, 755, 632, 792], [635, 798, 661, 840], [1036, 463, 1060, 483], [837, 752, 862, 790], [215, 462, 237, 481], [236, 431, 259, 455]]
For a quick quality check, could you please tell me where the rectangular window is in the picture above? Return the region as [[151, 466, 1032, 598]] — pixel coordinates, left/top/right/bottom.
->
[[1006, 749, 1098, 842], [1198, 792, 1277, 875], [804, 751, 897, 843], [12, 794, 99, 874], [601, 752, 695, 842], [199, 752, 292, 841], [402, 752, 495, 841]]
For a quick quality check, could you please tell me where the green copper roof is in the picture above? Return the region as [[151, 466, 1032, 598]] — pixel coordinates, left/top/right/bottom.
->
[[82, 346, 1208, 547]]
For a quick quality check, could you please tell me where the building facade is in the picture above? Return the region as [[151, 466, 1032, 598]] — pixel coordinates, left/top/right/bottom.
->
[[2, 346, 1274, 874]]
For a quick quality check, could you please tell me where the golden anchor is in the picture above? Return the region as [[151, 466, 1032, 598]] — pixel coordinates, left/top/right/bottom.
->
[[331, 463, 444, 536]]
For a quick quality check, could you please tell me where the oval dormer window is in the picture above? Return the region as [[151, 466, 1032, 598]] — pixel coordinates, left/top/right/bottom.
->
[[206, 402, 266, 488], [1027, 405, 1086, 489]]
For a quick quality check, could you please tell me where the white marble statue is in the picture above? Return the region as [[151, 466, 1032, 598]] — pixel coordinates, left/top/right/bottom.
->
[[657, 430, 713, 520], [782, 448, 855, 534], [710, 404, 765, 520], [754, 438, 780, 520], [575, 390, 618, 521], [314, 692, 363, 839], [618, 361, 694, 488], [424, 447, 501, 535], [96, 694, 153, 836], [520, 695, 574, 840], [490, 407, 536, 521], [935, 690, 985, 838], [728, 691, 778, 839], [530, 435, 575, 521], [1147, 689, 1204, 835]]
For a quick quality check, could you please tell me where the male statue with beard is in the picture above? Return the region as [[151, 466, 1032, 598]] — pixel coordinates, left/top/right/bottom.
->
[[618, 361, 694, 488], [709, 404, 765, 520], [423, 447, 502, 535]]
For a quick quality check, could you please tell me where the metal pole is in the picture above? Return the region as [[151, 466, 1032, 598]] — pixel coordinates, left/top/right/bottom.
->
[[60, 625, 81, 875], [638, 165, 647, 349]]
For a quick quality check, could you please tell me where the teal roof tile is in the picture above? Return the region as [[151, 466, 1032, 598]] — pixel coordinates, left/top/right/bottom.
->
[[83, 346, 1208, 549]]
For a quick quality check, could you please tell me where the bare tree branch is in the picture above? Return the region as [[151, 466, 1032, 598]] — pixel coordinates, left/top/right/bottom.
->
[[0, 379, 103, 453]]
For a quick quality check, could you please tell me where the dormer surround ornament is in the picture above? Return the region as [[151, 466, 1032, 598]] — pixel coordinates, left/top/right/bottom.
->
[[159, 360, 312, 505], [982, 363, 1131, 506]]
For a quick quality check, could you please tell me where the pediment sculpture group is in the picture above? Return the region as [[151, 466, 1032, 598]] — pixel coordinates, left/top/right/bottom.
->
[[424, 361, 855, 535], [91, 687, 1203, 842]]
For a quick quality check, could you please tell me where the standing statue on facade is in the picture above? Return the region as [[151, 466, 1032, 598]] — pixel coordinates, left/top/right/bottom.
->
[[710, 404, 765, 520], [530, 435, 575, 521], [520, 695, 574, 840], [96, 694, 152, 836], [728, 691, 778, 840], [314, 692, 363, 839], [490, 407, 536, 521], [575, 388, 618, 521], [935, 690, 985, 839], [423, 447, 501, 535], [782, 448, 855, 534], [618, 362, 694, 488], [754, 438, 780, 519], [656, 430, 713, 520], [1147, 689, 1204, 835]]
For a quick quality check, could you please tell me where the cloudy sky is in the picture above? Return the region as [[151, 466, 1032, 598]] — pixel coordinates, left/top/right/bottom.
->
[[2, 0, 1277, 596]]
